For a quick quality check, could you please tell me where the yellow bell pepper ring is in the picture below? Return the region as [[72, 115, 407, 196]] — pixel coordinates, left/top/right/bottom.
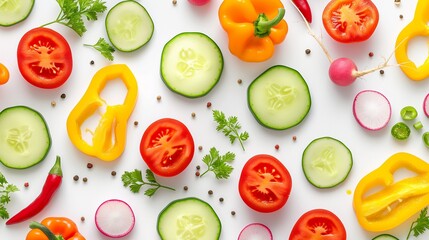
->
[[67, 64, 138, 161], [218, 0, 288, 62], [395, 0, 429, 81], [353, 152, 429, 232]]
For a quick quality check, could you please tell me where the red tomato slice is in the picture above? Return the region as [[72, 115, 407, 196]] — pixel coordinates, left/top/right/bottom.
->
[[17, 27, 73, 89], [289, 209, 347, 240], [322, 0, 379, 43], [140, 118, 195, 177], [239, 154, 292, 213]]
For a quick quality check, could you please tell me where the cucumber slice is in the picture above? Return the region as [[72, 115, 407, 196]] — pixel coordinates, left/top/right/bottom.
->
[[0, 106, 51, 169], [160, 32, 224, 98], [0, 0, 34, 27], [105, 0, 154, 52], [302, 137, 352, 188], [372, 234, 399, 240], [247, 65, 311, 130], [157, 197, 221, 240]]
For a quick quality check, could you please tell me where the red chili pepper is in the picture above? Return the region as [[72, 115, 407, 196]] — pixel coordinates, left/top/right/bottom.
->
[[292, 0, 312, 23], [6, 156, 63, 225]]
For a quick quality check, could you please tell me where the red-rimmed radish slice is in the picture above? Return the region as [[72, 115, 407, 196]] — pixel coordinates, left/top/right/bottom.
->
[[238, 223, 273, 240], [424, 93, 429, 117], [95, 199, 135, 238], [353, 90, 391, 131]]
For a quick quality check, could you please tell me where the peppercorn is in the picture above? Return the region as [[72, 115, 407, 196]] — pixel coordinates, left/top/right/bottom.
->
[[380, 69, 385, 75], [292, 136, 297, 141], [87, 163, 93, 169], [24, 182, 29, 188], [305, 49, 311, 54], [156, 95, 162, 101], [275, 144, 280, 150], [134, 121, 139, 126], [399, 14, 403, 19], [73, 175, 79, 181], [172, 0, 177, 4], [82, 177, 88, 183], [60, 93, 66, 99], [195, 171, 200, 177], [111, 171, 117, 176], [81, 216, 85, 222], [208, 190, 213, 195], [219, 197, 224, 202], [369, 52, 374, 57], [231, 211, 236, 216], [191, 112, 196, 118], [198, 146, 203, 151], [183, 186, 188, 191], [90, 60, 94, 65], [196, 165, 201, 170], [237, 79, 242, 84]]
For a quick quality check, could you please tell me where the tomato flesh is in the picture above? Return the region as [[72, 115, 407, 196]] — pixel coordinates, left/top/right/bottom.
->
[[140, 118, 194, 177], [17, 27, 73, 89], [322, 0, 379, 43], [239, 154, 292, 213], [289, 209, 347, 240]]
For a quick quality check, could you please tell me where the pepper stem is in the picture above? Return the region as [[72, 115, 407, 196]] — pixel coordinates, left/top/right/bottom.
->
[[254, 8, 285, 38], [49, 156, 63, 177], [29, 221, 65, 240]]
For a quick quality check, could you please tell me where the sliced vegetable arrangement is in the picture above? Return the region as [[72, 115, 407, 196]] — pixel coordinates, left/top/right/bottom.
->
[[1, 0, 429, 239]]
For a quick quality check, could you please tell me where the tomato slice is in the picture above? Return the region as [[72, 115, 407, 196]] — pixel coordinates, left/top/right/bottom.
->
[[289, 209, 347, 240], [238, 154, 292, 213], [322, 0, 379, 43], [140, 118, 195, 177], [17, 27, 73, 89]]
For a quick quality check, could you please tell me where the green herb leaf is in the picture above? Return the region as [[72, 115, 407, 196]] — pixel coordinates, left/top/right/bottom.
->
[[84, 38, 115, 61], [200, 147, 235, 179], [121, 169, 175, 197], [0, 172, 19, 220], [213, 110, 249, 151], [407, 207, 429, 239], [43, 0, 107, 36]]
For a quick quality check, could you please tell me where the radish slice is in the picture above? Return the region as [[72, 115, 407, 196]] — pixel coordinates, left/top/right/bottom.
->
[[238, 223, 273, 240], [424, 93, 429, 117], [95, 199, 135, 238], [353, 90, 391, 131]]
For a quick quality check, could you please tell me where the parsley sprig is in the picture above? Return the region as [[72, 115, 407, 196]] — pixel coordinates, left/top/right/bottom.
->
[[121, 169, 175, 197], [200, 147, 235, 179], [41, 0, 107, 36], [213, 110, 249, 151], [84, 38, 115, 61], [0, 172, 19, 220], [407, 207, 429, 239]]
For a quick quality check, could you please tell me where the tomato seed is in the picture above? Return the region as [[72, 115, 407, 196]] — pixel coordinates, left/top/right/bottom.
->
[[206, 102, 212, 108], [156, 95, 162, 101], [191, 112, 196, 118], [51, 101, 56, 107], [172, 0, 177, 4]]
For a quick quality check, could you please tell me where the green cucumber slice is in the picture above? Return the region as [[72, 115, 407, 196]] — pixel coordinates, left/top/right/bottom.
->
[[247, 65, 311, 130], [302, 137, 352, 188], [0, 106, 51, 169], [0, 0, 34, 27], [105, 0, 154, 52], [157, 197, 221, 240], [371, 234, 399, 240], [160, 32, 224, 98]]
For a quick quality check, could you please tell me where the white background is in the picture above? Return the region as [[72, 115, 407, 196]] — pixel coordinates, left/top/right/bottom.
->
[[1, 0, 429, 239]]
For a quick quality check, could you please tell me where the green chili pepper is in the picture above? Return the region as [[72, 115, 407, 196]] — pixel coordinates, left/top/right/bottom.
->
[[423, 132, 429, 147], [391, 122, 411, 140], [400, 106, 418, 120]]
